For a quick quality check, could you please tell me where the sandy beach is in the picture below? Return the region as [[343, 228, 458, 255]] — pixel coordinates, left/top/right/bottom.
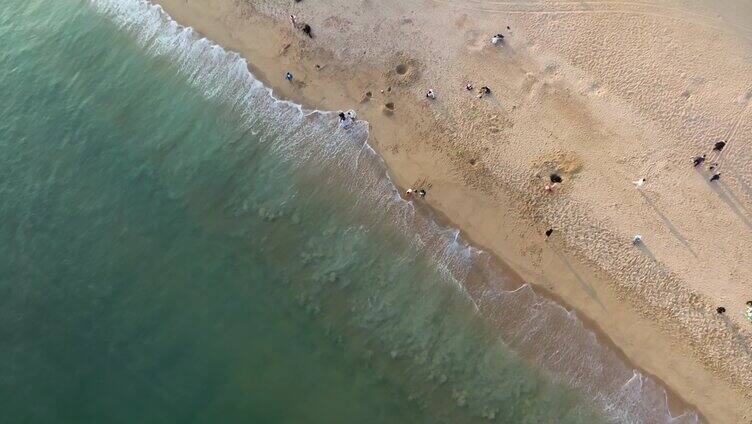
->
[[153, 0, 752, 421]]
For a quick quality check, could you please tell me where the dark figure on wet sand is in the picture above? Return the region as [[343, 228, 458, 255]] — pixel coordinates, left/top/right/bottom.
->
[[717, 306, 726, 314], [545, 229, 553, 238], [692, 154, 705, 167], [710, 173, 721, 182], [713, 141, 726, 152]]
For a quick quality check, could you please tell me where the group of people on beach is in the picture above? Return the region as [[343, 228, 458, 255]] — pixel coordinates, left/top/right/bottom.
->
[[284, 11, 752, 323], [692, 140, 726, 181], [427, 85, 491, 100], [405, 179, 432, 200], [424, 31, 507, 101], [338, 110, 357, 129], [717, 300, 752, 323]]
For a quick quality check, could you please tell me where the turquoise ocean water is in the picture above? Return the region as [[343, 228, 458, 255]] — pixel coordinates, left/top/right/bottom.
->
[[0, 0, 699, 422]]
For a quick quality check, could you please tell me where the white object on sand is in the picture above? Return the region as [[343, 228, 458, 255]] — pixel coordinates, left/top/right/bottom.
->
[[633, 178, 646, 189]]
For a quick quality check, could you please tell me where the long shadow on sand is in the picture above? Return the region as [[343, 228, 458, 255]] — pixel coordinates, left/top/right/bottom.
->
[[550, 246, 606, 311], [710, 180, 752, 232], [639, 191, 697, 257], [719, 314, 752, 358]]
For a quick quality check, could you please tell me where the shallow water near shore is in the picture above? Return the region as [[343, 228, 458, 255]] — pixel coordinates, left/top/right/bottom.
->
[[0, 0, 699, 422]]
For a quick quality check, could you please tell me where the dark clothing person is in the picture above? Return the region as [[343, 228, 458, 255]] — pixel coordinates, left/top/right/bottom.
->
[[710, 173, 721, 182], [545, 229, 553, 237], [692, 155, 705, 167], [717, 307, 726, 314], [713, 141, 726, 152], [418, 189, 427, 198], [302, 24, 312, 38], [338, 112, 346, 121]]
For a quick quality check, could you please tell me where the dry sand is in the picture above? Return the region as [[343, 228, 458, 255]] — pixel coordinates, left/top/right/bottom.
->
[[153, 0, 752, 421]]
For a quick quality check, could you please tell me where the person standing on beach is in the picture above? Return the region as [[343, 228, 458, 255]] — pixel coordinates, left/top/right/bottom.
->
[[710, 173, 721, 182], [289, 14, 313, 38], [692, 154, 706, 167], [708, 141, 726, 165]]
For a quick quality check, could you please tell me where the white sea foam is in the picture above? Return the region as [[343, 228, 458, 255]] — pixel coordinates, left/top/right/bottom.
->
[[89, 1, 700, 422]]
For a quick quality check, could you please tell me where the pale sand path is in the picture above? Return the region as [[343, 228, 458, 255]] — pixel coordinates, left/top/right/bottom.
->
[[154, 0, 752, 421]]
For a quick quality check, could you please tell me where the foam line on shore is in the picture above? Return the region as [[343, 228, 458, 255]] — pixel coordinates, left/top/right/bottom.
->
[[89, 1, 699, 421]]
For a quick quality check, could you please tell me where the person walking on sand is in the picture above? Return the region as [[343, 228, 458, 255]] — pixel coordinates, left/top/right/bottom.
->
[[713, 141, 726, 152], [477, 86, 491, 99], [692, 154, 706, 167], [491, 33, 504, 44], [285, 72, 293, 82], [426, 89, 436, 99], [289, 14, 313, 38], [633, 178, 646, 189], [632, 234, 643, 245], [710, 173, 721, 182]]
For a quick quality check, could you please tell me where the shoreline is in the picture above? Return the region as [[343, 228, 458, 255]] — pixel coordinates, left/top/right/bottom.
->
[[150, 0, 751, 422]]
